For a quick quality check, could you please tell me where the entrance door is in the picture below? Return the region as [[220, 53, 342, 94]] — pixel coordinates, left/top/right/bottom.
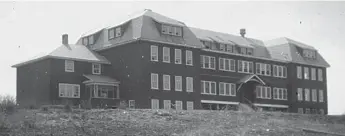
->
[[239, 81, 257, 104]]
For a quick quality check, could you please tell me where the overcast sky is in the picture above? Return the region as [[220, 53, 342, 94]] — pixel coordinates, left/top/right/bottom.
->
[[1, 1, 344, 115]]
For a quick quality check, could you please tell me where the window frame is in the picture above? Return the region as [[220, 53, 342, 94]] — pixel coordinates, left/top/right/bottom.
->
[[201, 80, 217, 95], [318, 69, 323, 81], [312, 89, 317, 102], [256, 86, 271, 99], [297, 66, 302, 79], [319, 90, 324, 102], [163, 100, 171, 110], [175, 100, 183, 110], [58, 83, 80, 98], [92, 63, 101, 75], [273, 87, 287, 100], [219, 82, 236, 96], [186, 77, 193, 92], [151, 73, 159, 90], [65, 60, 75, 72], [186, 101, 194, 110], [174, 49, 182, 64], [238, 60, 253, 74], [128, 100, 135, 109], [311, 68, 316, 80], [297, 88, 303, 101], [163, 75, 171, 91], [108, 28, 115, 40], [304, 67, 309, 80], [186, 50, 193, 66], [201, 55, 215, 70], [151, 99, 159, 109], [273, 65, 287, 78], [219, 58, 236, 72], [150, 45, 158, 62], [175, 76, 182, 91], [163, 47, 170, 63], [115, 27, 121, 37], [304, 88, 310, 101]]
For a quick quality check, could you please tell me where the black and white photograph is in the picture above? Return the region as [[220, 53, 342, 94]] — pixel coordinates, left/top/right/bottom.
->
[[1, 1, 345, 135]]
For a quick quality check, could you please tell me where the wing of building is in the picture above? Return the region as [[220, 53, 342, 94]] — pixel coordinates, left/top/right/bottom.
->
[[12, 9, 330, 114]]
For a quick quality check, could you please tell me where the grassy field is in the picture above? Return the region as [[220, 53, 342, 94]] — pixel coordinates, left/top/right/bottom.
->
[[1, 108, 345, 136]]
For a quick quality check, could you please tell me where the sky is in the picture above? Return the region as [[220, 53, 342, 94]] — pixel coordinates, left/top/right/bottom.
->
[[0, 1, 344, 115]]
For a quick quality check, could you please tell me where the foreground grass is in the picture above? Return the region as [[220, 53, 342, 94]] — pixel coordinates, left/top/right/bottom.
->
[[1, 109, 345, 136]]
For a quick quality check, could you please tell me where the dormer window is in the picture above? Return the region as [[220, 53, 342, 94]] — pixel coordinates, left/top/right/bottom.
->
[[161, 24, 182, 37], [88, 35, 94, 45], [115, 27, 121, 37], [92, 63, 101, 75], [303, 49, 316, 59], [240, 47, 246, 54], [82, 37, 88, 45], [108, 28, 115, 39], [226, 45, 233, 53], [220, 44, 226, 51], [247, 48, 253, 55]]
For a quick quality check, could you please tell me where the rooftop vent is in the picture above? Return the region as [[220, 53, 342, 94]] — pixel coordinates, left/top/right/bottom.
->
[[62, 34, 68, 45], [240, 28, 246, 37]]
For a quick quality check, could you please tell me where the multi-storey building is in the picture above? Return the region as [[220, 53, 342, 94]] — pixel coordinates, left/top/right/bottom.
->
[[12, 9, 330, 114]]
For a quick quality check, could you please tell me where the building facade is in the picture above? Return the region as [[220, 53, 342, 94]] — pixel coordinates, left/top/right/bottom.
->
[[12, 9, 330, 114]]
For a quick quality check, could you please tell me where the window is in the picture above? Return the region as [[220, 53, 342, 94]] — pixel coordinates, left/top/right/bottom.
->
[[226, 45, 233, 53], [240, 48, 246, 54], [151, 45, 158, 61], [311, 68, 316, 80], [220, 44, 225, 51], [298, 108, 304, 114], [163, 75, 170, 90], [318, 69, 323, 81], [82, 37, 88, 45], [175, 76, 182, 91], [273, 87, 287, 100], [164, 100, 171, 110], [129, 100, 135, 109], [256, 63, 271, 76], [65, 60, 74, 72], [247, 48, 253, 55], [304, 67, 309, 80], [256, 86, 271, 99], [90, 85, 116, 99], [162, 25, 170, 34], [305, 108, 310, 114], [219, 58, 235, 72], [319, 90, 324, 102], [175, 27, 182, 36], [219, 82, 236, 96], [186, 77, 193, 92], [312, 89, 317, 102], [92, 63, 101, 74], [201, 55, 215, 69], [151, 99, 159, 109], [297, 88, 303, 101], [163, 47, 170, 63], [186, 50, 193, 66], [187, 101, 194, 110], [273, 65, 287, 78], [115, 27, 121, 37], [319, 109, 325, 115], [175, 101, 183, 110], [297, 66, 302, 79], [151, 73, 158, 89], [175, 49, 181, 64], [88, 35, 94, 45], [108, 28, 115, 39], [304, 88, 310, 101], [59, 83, 80, 98], [201, 80, 216, 95], [303, 50, 316, 59], [238, 60, 253, 73]]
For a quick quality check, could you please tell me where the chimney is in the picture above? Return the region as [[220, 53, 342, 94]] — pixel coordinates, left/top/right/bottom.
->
[[62, 34, 68, 45], [240, 28, 246, 37]]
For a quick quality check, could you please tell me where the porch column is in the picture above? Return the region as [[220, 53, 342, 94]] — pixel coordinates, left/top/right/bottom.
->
[[116, 85, 120, 99]]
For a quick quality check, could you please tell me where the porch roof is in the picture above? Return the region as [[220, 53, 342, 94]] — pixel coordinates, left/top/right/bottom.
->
[[237, 74, 266, 85], [83, 74, 120, 85]]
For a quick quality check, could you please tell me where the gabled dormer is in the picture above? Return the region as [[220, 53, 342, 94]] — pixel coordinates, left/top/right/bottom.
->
[[302, 49, 317, 59], [161, 24, 183, 37]]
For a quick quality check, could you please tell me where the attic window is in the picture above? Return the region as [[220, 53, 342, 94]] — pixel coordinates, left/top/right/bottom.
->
[[108, 28, 115, 39], [303, 49, 316, 59], [88, 35, 94, 45], [115, 27, 121, 37], [247, 48, 253, 55], [82, 37, 88, 45], [161, 24, 182, 37]]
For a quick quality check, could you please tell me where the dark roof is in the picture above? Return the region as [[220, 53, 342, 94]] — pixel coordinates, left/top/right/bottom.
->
[[12, 44, 110, 67], [83, 74, 119, 84]]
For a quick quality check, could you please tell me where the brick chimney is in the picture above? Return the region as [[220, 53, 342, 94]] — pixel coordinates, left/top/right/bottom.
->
[[240, 29, 246, 37], [62, 34, 68, 45]]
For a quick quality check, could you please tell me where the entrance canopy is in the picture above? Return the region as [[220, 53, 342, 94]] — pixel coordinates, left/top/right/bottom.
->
[[83, 74, 120, 86], [237, 74, 266, 85]]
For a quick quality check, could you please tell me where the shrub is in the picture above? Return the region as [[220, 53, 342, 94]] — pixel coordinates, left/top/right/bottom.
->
[[0, 95, 16, 114], [118, 100, 128, 109], [80, 100, 92, 110], [64, 104, 73, 112]]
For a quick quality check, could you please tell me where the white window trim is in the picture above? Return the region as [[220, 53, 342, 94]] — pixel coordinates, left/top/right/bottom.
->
[[163, 47, 170, 63], [273, 65, 287, 78], [304, 88, 310, 101], [201, 80, 217, 95], [311, 68, 316, 80], [174, 49, 182, 64], [65, 60, 74, 72], [150, 45, 158, 62], [58, 83, 80, 98], [151, 73, 159, 90], [297, 88, 303, 101], [219, 58, 235, 72], [238, 60, 253, 74], [186, 101, 194, 110], [304, 67, 309, 80], [163, 75, 171, 90], [256, 86, 271, 99], [108, 28, 115, 40], [186, 50, 193, 66], [151, 99, 159, 109], [175, 76, 182, 91], [219, 82, 236, 96], [201, 55, 216, 70], [256, 63, 271, 76], [128, 100, 135, 109], [92, 63, 101, 75], [186, 77, 193, 92], [319, 90, 324, 102], [115, 27, 121, 37], [297, 66, 302, 79], [318, 69, 323, 81], [312, 89, 317, 102], [175, 100, 183, 110], [164, 100, 171, 110], [273, 87, 287, 100]]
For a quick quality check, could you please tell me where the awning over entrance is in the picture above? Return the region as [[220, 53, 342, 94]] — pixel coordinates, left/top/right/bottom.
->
[[83, 74, 120, 86], [237, 74, 266, 85]]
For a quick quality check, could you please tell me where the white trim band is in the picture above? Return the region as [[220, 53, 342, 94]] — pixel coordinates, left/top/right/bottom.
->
[[201, 100, 239, 105], [253, 103, 289, 108]]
